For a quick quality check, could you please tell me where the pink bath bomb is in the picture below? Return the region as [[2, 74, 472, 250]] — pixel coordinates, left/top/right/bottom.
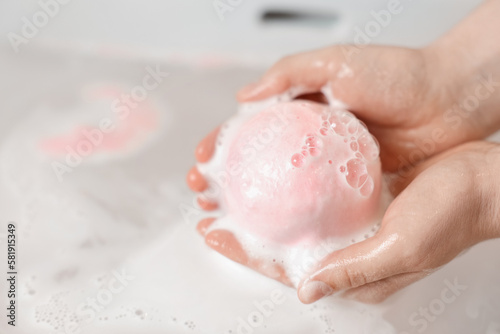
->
[[223, 101, 382, 245]]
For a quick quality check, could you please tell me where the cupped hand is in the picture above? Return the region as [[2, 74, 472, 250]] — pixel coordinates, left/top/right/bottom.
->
[[237, 45, 497, 172], [297, 141, 500, 304], [186, 126, 293, 286]]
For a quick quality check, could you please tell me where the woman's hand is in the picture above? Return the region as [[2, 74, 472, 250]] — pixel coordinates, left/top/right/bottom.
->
[[297, 141, 500, 304], [237, 0, 500, 173], [187, 127, 293, 286], [237, 44, 500, 173], [187, 0, 500, 304]]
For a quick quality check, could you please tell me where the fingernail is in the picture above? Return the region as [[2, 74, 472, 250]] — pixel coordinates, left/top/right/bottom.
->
[[186, 166, 208, 192], [298, 281, 334, 304]]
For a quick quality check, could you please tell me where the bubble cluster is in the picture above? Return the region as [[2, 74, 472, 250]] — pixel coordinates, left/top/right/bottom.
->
[[34, 292, 80, 332], [318, 109, 379, 197], [184, 320, 196, 330], [319, 109, 379, 162], [135, 309, 146, 320], [290, 134, 323, 168]]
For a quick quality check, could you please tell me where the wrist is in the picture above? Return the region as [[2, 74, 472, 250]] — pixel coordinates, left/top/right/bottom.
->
[[421, 40, 500, 142], [422, 0, 500, 140]]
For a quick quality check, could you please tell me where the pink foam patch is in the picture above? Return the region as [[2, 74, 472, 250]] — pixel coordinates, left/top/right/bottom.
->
[[39, 106, 158, 157], [224, 101, 382, 245]]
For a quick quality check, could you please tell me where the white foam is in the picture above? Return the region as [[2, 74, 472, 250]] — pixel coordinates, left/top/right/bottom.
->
[[195, 88, 389, 287], [1, 95, 499, 334]]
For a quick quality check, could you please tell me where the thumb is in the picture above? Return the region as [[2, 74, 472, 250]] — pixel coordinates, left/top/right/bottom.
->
[[238, 45, 426, 127], [297, 229, 409, 304], [237, 47, 347, 102]]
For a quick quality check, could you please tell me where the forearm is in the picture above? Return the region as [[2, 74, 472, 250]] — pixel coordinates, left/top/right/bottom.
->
[[425, 0, 500, 138]]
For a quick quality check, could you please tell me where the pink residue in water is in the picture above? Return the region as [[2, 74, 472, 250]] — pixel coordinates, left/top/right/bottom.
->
[[39, 86, 159, 157]]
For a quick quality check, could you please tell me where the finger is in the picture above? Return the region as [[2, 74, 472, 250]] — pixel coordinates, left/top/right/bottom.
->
[[236, 78, 289, 102], [205, 230, 293, 286], [237, 47, 342, 102], [196, 217, 217, 236], [186, 166, 208, 192], [239, 46, 426, 127], [195, 126, 220, 163], [341, 271, 429, 304], [205, 229, 248, 264], [197, 196, 218, 211], [298, 230, 409, 304]]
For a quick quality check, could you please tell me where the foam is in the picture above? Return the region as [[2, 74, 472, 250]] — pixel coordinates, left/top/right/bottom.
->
[[196, 89, 389, 286], [1, 87, 499, 334]]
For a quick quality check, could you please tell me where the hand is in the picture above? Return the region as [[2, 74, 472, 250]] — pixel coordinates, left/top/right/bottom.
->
[[297, 141, 500, 304], [187, 0, 500, 294], [237, 44, 500, 172], [186, 127, 293, 286]]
